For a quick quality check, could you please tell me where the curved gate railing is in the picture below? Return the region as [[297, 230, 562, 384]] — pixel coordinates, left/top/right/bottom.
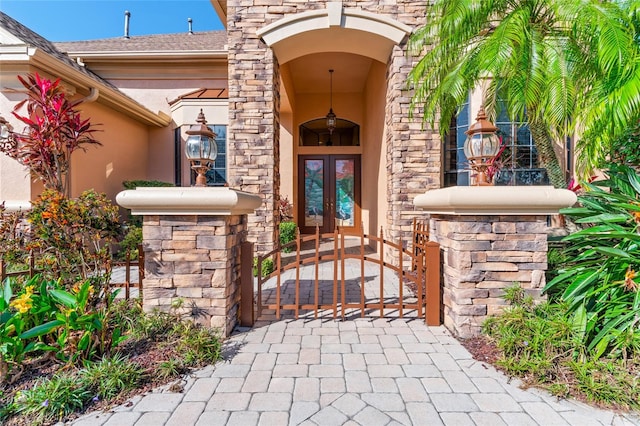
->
[[243, 222, 441, 325]]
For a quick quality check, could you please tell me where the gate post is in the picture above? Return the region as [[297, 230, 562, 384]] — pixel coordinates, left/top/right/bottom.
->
[[425, 241, 441, 326], [240, 241, 255, 327]]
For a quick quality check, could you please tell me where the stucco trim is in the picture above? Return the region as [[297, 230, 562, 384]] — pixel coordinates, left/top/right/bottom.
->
[[413, 186, 577, 215], [116, 187, 262, 216], [256, 3, 412, 47]]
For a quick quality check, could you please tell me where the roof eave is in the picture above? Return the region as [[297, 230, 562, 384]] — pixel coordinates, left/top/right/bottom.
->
[[60, 50, 228, 61], [24, 48, 171, 127], [210, 0, 227, 29]]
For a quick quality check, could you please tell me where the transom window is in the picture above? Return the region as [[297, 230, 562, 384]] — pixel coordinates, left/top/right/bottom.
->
[[299, 118, 360, 147]]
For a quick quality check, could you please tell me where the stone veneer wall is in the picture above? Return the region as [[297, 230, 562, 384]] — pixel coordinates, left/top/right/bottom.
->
[[141, 214, 247, 336], [429, 214, 548, 338], [227, 7, 280, 255], [227, 1, 441, 255]]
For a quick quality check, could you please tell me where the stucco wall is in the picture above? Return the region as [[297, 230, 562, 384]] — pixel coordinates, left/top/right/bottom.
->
[[279, 110, 294, 204], [71, 101, 149, 202], [362, 61, 387, 238], [0, 92, 30, 205]]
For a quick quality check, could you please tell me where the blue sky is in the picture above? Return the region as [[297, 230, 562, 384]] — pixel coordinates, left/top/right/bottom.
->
[[1, 1, 224, 41]]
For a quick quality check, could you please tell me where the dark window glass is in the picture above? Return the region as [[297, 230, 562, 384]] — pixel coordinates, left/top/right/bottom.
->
[[444, 98, 550, 186], [174, 127, 182, 186], [444, 98, 471, 187]]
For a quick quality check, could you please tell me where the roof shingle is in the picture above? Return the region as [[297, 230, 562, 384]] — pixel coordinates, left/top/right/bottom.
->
[[54, 31, 227, 53]]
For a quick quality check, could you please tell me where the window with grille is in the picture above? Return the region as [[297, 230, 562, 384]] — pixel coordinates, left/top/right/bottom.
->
[[444, 101, 550, 186]]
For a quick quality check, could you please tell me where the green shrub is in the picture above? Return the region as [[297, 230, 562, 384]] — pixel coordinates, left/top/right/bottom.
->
[[545, 245, 571, 300], [483, 285, 640, 410], [122, 180, 174, 190], [15, 373, 92, 423], [118, 225, 142, 260], [252, 257, 274, 278], [132, 309, 178, 341], [279, 221, 297, 253], [80, 353, 144, 399], [546, 164, 640, 359], [27, 189, 121, 286], [173, 321, 222, 367], [156, 359, 184, 380]]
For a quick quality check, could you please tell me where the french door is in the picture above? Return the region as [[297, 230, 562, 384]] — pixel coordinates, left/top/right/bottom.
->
[[298, 155, 361, 234]]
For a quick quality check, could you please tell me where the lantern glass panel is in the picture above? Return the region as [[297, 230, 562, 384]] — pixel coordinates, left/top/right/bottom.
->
[[0, 124, 10, 140], [185, 135, 202, 160]]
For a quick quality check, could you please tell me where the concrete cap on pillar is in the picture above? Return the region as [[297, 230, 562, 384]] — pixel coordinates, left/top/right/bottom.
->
[[116, 187, 262, 216], [413, 186, 577, 215]]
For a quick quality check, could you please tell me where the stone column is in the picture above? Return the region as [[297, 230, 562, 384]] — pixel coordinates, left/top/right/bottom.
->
[[414, 186, 577, 338], [116, 187, 261, 336], [227, 2, 280, 255], [429, 214, 548, 337]]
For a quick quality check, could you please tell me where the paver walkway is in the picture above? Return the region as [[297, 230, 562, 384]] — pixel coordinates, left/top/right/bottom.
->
[[72, 316, 640, 426], [89, 241, 640, 425]]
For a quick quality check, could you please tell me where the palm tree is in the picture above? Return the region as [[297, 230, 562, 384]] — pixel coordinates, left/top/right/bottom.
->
[[408, 0, 640, 187]]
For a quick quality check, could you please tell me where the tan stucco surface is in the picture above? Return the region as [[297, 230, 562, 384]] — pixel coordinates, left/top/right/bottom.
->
[[71, 101, 149, 202], [0, 90, 31, 205]]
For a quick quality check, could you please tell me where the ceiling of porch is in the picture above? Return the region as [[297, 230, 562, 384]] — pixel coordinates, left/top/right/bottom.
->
[[287, 52, 374, 94]]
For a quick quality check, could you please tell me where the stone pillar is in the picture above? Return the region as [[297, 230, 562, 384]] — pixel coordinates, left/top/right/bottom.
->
[[141, 215, 246, 336], [429, 214, 548, 337], [414, 186, 577, 338], [116, 187, 262, 336]]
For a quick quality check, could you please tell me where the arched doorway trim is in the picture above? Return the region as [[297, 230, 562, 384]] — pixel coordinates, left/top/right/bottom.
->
[[256, 2, 412, 63]]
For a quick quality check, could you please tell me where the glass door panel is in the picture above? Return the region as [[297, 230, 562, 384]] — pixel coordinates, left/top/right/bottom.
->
[[298, 155, 360, 234], [334, 159, 355, 227], [303, 159, 325, 228]]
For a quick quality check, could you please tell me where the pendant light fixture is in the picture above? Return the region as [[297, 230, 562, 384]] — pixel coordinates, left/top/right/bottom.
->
[[326, 69, 337, 135]]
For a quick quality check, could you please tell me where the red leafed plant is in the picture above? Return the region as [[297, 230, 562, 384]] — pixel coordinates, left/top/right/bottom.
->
[[1, 73, 100, 195]]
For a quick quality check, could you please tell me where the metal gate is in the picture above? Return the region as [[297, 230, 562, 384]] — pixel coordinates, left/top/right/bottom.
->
[[240, 221, 441, 326]]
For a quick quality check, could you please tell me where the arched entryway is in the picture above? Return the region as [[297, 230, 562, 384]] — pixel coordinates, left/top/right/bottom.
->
[[226, 1, 439, 254], [257, 4, 413, 240]]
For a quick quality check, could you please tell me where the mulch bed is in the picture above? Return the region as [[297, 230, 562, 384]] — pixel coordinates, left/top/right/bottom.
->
[[459, 334, 502, 365]]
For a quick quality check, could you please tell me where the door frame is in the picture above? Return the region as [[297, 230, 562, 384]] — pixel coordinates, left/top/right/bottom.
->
[[298, 154, 361, 234]]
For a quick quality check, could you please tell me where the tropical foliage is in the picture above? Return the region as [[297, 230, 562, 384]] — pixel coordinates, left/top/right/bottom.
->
[[1, 299, 222, 424], [483, 285, 640, 410], [28, 189, 121, 285], [279, 221, 297, 253], [0, 189, 121, 289], [604, 122, 640, 168], [545, 165, 640, 360], [0, 73, 100, 195], [408, 0, 640, 186], [0, 275, 127, 383]]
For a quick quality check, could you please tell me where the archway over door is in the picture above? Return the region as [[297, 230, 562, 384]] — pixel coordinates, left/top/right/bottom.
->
[[257, 4, 411, 237]]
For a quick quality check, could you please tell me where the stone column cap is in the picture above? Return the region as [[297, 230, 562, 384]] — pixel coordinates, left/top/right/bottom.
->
[[414, 186, 577, 215], [1, 200, 31, 213], [116, 187, 262, 216]]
